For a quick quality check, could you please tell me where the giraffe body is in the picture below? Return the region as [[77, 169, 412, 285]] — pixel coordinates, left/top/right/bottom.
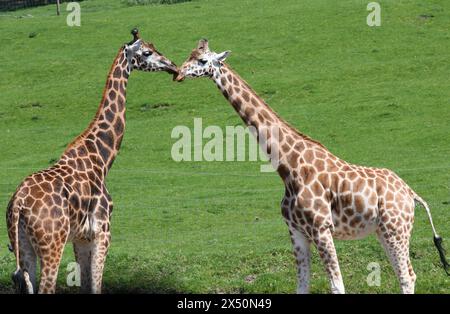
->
[[176, 39, 448, 294], [6, 30, 177, 294]]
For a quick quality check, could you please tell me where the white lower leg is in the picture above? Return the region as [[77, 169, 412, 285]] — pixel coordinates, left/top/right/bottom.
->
[[23, 271, 34, 294], [330, 276, 345, 294], [290, 229, 311, 294]]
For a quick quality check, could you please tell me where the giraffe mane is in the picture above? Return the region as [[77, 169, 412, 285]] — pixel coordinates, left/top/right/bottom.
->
[[64, 46, 125, 151], [188, 48, 201, 61], [223, 64, 328, 150]]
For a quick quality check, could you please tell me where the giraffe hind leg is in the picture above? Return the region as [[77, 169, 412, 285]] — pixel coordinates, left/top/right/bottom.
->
[[377, 225, 416, 294], [73, 241, 93, 293], [12, 269, 33, 294], [38, 244, 66, 294], [12, 222, 37, 294], [89, 231, 111, 294], [36, 221, 69, 294]]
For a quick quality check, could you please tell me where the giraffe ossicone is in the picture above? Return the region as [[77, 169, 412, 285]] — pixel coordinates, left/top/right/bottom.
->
[[6, 29, 178, 294], [176, 39, 449, 294]]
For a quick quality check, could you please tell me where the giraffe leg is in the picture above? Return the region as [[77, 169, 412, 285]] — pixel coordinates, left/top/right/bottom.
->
[[377, 228, 415, 294], [73, 241, 92, 293], [36, 218, 69, 294], [287, 226, 311, 294], [313, 228, 345, 294], [407, 259, 416, 291], [38, 245, 65, 294], [89, 231, 111, 294]]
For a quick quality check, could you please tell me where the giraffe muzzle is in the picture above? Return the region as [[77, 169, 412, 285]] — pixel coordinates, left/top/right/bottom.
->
[[164, 63, 179, 81], [175, 73, 185, 82], [168, 67, 180, 81]]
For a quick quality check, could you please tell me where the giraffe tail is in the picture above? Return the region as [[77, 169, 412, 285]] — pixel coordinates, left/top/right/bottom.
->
[[6, 198, 21, 271], [413, 194, 450, 276], [6, 198, 33, 293]]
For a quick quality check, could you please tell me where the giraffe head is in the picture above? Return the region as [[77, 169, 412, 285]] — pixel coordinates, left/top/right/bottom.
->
[[124, 28, 178, 78], [175, 39, 230, 82]]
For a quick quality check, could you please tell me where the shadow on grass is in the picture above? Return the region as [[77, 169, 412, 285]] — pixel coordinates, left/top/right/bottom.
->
[[99, 253, 188, 293], [0, 252, 188, 294]]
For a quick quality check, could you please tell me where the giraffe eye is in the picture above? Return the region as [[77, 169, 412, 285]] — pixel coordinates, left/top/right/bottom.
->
[[198, 59, 207, 65], [143, 51, 153, 57]]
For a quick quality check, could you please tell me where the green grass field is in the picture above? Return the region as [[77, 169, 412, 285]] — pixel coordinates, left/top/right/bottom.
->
[[0, 0, 449, 293]]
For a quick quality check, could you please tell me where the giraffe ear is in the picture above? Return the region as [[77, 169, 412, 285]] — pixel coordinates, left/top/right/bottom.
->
[[127, 39, 142, 53], [215, 50, 231, 62]]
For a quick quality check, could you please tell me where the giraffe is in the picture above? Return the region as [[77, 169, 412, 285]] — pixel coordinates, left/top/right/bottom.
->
[[175, 39, 449, 294], [5, 29, 178, 294]]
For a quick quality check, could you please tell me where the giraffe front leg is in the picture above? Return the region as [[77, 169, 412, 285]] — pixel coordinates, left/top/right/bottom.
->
[[313, 228, 345, 294], [73, 241, 92, 293], [287, 226, 311, 294], [90, 230, 111, 294]]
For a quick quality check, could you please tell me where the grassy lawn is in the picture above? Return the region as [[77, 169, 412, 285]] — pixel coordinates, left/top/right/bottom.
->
[[0, 0, 449, 293]]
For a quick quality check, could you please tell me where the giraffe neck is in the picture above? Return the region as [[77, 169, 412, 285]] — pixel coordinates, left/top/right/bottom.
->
[[211, 64, 317, 170], [61, 47, 130, 176], [212, 64, 284, 131]]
